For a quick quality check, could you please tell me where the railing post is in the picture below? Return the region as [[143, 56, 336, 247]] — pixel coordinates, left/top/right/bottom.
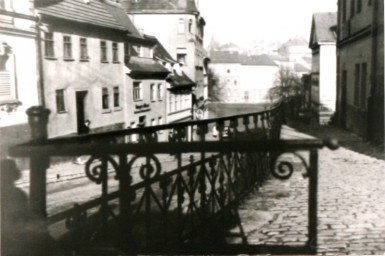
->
[[26, 106, 50, 219], [308, 149, 318, 254]]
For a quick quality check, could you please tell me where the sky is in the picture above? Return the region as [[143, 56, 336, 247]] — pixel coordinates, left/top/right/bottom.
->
[[199, 0, 338, 48]]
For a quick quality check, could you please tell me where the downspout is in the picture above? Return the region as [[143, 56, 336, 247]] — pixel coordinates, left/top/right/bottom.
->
[[367, 0, 378, 140], [36, 14, 45, 107]]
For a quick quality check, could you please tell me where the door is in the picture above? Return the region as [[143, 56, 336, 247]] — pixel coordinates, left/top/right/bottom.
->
[[76, 91, 88, 134], [340, 71, 347, 128]]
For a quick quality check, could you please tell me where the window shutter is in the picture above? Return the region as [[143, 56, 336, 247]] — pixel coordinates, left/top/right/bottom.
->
[[0, 71, 11, 101]]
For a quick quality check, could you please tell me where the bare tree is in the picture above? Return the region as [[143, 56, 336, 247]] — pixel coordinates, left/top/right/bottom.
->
[[269, 66, 302, 100]]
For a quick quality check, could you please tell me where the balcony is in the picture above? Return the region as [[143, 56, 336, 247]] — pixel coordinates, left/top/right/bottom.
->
[[2, 102, 338, 255]]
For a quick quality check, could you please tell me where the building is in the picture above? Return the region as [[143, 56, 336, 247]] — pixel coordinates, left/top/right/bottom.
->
[[35, 0, 142, 138], [124, 34, 170, 138], [278, 37, 312, 63], [121, 0, 207, 118], [0, 0, 40, 158], [209, 51, 279, 103], [336, 0, 384, 144], [309, 12, 337, 124]]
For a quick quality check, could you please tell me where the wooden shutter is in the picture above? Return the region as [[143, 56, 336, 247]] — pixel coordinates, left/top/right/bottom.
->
[[0, 71, 11, 101]]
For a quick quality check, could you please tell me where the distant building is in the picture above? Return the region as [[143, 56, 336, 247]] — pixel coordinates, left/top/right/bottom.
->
[[0, 0, 40, 158], [121, 0, 207, 118], [336, 0, 384, 144], [278, 37, 312, 62], [35, 0, 142, 138], [209, 51, 279, 103], [309, 12, 337, 124]]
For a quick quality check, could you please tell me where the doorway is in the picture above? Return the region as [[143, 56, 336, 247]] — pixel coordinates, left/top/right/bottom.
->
[[76, 91, 88, 134], [340, 71, 347, 128]]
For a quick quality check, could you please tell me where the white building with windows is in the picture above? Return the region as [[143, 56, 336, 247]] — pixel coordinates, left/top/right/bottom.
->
[[309, 12, 337, 124], [0, 0, 40, 159]]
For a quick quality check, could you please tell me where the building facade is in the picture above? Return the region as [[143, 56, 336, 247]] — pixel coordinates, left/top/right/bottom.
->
[[121, 0, 206, 118], [336, 0, 384, 144], [309, 12, 337, 124], [36, 0, 142, 138], [209, 51, 279, 103], [0, 0, 40, 158]]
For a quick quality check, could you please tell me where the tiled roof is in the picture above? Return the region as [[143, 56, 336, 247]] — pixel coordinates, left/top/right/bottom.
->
[[210, 51, 240, 63], [36, 0, 139, 34], [240, 54, 277, 66], [126, 56, 170, 74], [167, 70, 195, 89], [312, 12, 337, 43], [122, 0, 198, 14], [210, 51, 277, 66]]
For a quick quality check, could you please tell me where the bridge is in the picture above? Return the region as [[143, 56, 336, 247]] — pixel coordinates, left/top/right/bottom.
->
[[2, 102, 339, 255]]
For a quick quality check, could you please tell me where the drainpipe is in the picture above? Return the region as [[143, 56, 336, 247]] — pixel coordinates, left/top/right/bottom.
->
[[367, 0, 378, 140], [36, 14, 45, 107]]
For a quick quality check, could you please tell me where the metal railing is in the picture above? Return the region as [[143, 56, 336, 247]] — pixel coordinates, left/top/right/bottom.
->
[[3, 102, 338, 254]]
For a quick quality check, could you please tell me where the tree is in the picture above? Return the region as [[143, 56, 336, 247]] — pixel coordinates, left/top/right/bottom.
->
[[268, 66, 304, 117], [207, 68, 226, 102]]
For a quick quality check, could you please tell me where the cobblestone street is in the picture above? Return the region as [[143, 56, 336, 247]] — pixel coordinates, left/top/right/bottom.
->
[[237, 125, 385, 254]]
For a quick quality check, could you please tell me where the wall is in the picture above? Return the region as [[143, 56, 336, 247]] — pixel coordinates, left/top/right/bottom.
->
[[166, 89, 192, 123], [125, 77, 167, 129], [41, 21, 126, 138], [209, 63, 278, 103], [319, 44, 337, 111]]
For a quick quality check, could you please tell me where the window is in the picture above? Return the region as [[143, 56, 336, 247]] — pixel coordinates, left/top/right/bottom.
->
[[175, 94, 179, 111], [44, 32, 55, 57], [157, 83, 163, 100], [234, 80, 237, 86], [178, 18, 185, 34], [112, 42, 119, 62], [227, 69, 231, 73], [100, 41, 107, 62], [102, 87, 109, 109], [0, 42, 14, 101], [124, 43, 131, 62], [354, 63, 360, 106], [350, 0, 355, 17], [133, 82, 142, 101], [188, 19, 193, 33], [56, 89, 66, 113], [357, 0, 362, 13], [113, 86, 120, 107], [151, 83, 156, 101], [360, 63, 367, 108], [151, 118, 156, 127], [178, 94, 182, 110], [177, 53, 186, 66], [158, 116, 163, 125], [63, 36, 72, 59], [184, 95, 189, 108], [170, 94, 175, 112], [80, 38, 88, 60], [139, 115, 146, 127]]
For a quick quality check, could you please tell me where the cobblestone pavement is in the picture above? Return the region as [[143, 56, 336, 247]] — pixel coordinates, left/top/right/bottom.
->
[[237, 125, 385, 255]]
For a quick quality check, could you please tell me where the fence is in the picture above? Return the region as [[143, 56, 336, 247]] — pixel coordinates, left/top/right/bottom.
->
[[4, 101, 338, 254]]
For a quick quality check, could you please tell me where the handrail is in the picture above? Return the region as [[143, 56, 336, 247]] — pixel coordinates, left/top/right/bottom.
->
[[9, 139, 338, 157], [39, 101, 282, 145]]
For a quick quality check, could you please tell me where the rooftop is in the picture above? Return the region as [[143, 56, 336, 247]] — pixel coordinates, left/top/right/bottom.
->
[[36, 0, 141, 36], [122, 0, 199, 14], [310, 12, 337, 46], [210, 51, 277, 66]]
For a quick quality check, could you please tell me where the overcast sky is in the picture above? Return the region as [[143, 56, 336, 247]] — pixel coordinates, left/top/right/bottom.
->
[[199, 0, 338, 48]]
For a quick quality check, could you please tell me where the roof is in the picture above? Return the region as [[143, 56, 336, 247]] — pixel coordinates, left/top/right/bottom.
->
[[123, 0, 199, 14], [210, 51, 277, 66], [143, 34, 177, 63], [167, 70, 195, 89], [294, 63, 310, 73], [210, 51, 240, 64], [126, 56, 170, 78], [240, 54, 277, 66], [310, 12, 337, 46], [36, 0, 140, 35]]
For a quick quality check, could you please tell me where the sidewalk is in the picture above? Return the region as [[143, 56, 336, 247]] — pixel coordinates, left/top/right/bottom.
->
[[237, 125, 385, 254]]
